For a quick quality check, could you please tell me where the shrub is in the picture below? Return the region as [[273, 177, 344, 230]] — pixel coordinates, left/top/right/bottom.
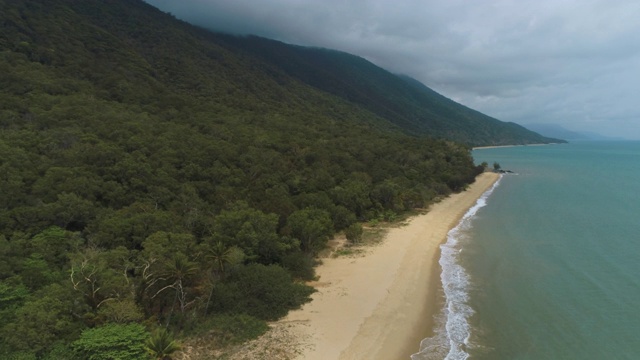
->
[[281, 251, 316, 280], [344, 223, 363, 244], [71, 323, 149, 360], [210, 264, 315, 320], [210, 314, 268, 345]]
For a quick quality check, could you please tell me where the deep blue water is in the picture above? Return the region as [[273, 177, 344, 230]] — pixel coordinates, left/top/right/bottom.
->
[[414, 141, 640, 360]]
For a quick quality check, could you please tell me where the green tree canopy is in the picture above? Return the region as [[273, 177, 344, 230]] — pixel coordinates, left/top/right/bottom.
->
[[286, 208, 333, 254], [71, 323, 149, 360]]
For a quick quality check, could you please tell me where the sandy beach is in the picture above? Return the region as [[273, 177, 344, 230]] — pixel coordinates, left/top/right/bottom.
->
[[270, 172, 500, 360]]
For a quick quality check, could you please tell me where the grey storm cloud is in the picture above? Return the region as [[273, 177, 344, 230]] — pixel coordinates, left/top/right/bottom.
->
[[145, 0, 640, 139]]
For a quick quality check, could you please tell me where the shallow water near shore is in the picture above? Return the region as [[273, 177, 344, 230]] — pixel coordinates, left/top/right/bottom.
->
[[414, 141, 640, 359]]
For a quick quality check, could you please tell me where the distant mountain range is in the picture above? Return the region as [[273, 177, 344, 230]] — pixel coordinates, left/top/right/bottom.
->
[[523, 123, 625, 141]]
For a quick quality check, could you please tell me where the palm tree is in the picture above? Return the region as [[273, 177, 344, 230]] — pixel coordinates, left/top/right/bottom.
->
[[146, 328, 181, 360], [151, 254, 198, 327], [167, 254, 198, 320], [203, 242, 232, 316], [207, 241, 232, 278]]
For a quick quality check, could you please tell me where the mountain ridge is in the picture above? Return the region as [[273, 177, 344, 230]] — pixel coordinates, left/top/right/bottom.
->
[[208, 33, 563, 145]]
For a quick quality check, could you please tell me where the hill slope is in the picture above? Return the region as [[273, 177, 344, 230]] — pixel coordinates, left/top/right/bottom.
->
[[209, 35, 563, 146]]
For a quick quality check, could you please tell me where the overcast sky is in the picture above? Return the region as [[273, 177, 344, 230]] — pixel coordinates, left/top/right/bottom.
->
[[145, 0, 640, 139]]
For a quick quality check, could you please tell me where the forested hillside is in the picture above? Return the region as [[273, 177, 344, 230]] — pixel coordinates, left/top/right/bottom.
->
[[0, 0, 539, 358], [212, 35, 562, 145]]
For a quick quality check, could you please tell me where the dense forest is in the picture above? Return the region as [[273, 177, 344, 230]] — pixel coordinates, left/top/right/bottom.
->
[[0, 0, 556, 358]]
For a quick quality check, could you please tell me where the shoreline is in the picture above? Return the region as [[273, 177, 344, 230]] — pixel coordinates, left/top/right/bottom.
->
[[276, 172, 501, 360], [472, 142, 561, 150]]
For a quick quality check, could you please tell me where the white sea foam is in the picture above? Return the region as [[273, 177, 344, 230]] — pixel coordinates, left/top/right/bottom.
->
[[412, 176, 502, 360]]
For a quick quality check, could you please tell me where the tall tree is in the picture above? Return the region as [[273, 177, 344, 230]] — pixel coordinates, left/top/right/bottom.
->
[[286, 208, 333, 254], [150, 254, 198, 327]]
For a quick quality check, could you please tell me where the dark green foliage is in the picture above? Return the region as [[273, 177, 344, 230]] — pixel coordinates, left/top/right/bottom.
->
[[28, 226, 82, 269], [212, 203, 291, 264], [345, 223, 364, 244], [71, 323, 149, 360], [41, 343, 75, 360], [281, 251, 316, 280], [286, 208, 334, 254], [1, 283, 85, 357], [210, 264, 315, 320], [205, 314, 269, 346]]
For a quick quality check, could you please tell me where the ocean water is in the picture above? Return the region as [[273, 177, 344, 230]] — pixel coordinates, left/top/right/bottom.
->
[[412, 141, 640, 360]]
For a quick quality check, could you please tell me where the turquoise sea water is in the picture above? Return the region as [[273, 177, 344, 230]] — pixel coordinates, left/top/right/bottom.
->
[[413, 141, 640, 360]]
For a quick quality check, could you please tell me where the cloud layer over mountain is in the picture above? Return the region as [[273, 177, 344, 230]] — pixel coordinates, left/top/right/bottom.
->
[[146, 0, 640, 139]]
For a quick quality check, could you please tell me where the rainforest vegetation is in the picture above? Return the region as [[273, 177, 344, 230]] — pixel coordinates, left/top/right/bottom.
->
[[0, 0, 557, 358]]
